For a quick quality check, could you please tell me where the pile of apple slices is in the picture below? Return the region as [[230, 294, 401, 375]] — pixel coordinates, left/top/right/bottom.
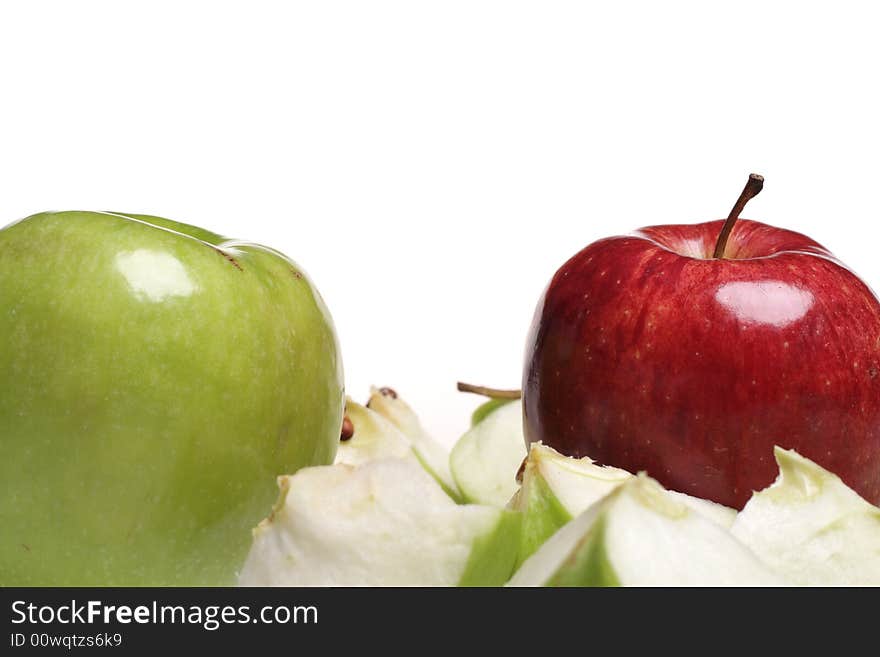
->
[[238, 389, 880, 587]]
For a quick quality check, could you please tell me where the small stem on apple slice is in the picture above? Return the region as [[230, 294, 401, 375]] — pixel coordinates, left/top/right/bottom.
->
[[712, 173, 764, 259], [456, 381, 522, 399]]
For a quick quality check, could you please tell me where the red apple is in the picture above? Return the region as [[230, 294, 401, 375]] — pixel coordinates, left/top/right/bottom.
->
[[523, 175, 880, 509]]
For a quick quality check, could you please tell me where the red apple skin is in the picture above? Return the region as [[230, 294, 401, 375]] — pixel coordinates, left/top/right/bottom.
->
[[523, 219, 880, 509]]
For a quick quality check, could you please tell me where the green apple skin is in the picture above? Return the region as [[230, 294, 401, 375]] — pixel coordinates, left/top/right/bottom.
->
[[469, 398, 514, 426], [0, 211, 344, 586]]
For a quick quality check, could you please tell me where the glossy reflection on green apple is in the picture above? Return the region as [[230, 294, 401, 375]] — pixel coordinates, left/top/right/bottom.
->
[[0, 211, 344, 585]]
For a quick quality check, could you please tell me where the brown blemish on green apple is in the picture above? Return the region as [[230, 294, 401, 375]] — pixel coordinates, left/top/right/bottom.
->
[[213, 247, 243, 271]]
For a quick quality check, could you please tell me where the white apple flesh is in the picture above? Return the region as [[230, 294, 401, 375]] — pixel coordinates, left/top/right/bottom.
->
[[335, 398, 413, 465], [508, 473, 781, 587], [364, 387, 461, 500], [449, 400, 527, 506], [513, 443, 736, 563], [238, 458, 520, 586], [731, 447, 880, 585], [336, 395, 461, 500]]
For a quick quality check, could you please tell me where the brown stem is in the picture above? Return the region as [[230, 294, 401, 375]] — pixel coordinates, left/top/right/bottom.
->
[[712, 173, 765, 259], [456, 381, 522, 399]]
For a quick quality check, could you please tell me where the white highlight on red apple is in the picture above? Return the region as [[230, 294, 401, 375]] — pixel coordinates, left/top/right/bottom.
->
[[714, 280, 814, 327]]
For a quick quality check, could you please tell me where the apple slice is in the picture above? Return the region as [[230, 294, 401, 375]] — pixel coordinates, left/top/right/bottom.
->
[[730, 447, 880, 585], [238, 458, 520, 586], [364, 387, 460, 501], [508, 473, 781, 586], [470, 398, 514, 426], [512, 443, 630, 561], [665, 489, 738, 529], [335, 398, 412, 464], [449, 400, 527, 506], [513, 443, 737, 563], [336, 396, 461, 501]]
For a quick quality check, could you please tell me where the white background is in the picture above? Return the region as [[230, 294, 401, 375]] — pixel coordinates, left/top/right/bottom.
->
[[2, 1, 878, 445]]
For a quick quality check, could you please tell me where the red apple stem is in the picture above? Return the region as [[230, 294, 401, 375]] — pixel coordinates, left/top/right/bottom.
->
[[712, 173, 765, 259], [456, 382, 522, 400]]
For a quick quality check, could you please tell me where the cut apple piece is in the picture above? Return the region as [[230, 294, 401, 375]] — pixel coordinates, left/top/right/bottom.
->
[[512, 443, 736, 563], [508, 473, 781, 587], [731, 447, 880, 586], [512, 443, 630, 562], [665, 490, 738, 529], [470, 398, 515, 426], [336, 396, 460, 501], [365, 387, 461, 501], [449, 400, 527, 506], [335, 399, 413, 465], [239, 458, 520, 586]]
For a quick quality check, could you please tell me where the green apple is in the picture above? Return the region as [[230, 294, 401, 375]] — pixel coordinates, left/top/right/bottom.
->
[[238, 458, 521, 586], [513, 443, 736, 563], [449, 399, 526, 506], [0, 211, 344, 585], [731, 447, 880, 585], [508, 473, 780, 587]]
